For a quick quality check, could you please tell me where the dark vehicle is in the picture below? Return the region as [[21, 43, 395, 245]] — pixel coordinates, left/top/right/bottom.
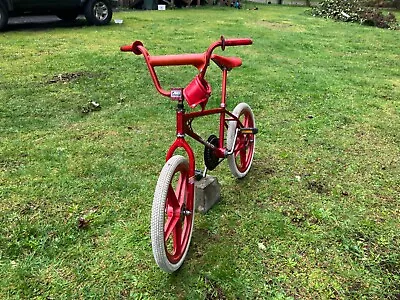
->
[[0, 0, 117, 30]]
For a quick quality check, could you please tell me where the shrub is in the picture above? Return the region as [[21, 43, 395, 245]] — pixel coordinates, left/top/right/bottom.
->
[[360, 9, 398, 28], [312, 0, 399, 29], [312, 0, 364, 22], [365, 0, 400, 8]]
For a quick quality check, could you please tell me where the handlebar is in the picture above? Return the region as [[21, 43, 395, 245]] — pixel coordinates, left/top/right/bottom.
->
[[221, 37, 253, 50], [120, 36, 252, 97], [120, 40, 144, 55], [120, 45, 133, 52], [224, 38, 253, 46]]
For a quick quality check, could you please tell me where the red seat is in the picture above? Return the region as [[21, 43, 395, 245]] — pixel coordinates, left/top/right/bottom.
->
[[211, 54, 242, 70]]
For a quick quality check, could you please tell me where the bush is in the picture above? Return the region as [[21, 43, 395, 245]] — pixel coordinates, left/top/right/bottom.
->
[[312, 0, 399, 29], [360, 9, 398, 28], [312, 0, 363, 22], [365, 0, 400, 8]]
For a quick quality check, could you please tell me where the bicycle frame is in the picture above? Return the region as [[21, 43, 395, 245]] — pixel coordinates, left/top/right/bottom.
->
[[166, 66, 247, 178]]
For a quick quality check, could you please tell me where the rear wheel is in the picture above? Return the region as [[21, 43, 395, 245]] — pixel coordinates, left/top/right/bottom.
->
[[0, 3, 9, 31], [84, 0, 113, 25], [227, 103, 256, 178], [151, 155, 194, 272]]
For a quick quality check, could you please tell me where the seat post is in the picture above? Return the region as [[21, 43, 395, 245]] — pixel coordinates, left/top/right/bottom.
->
[[219, 68, 228, 149]]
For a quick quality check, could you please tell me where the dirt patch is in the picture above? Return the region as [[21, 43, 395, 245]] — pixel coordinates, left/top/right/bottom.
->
[[251, 20, 306, 32], [0, 159, 23, 172], [307, 180, 330, 194], [204, 276, 227, 300], [47, 71, 94, 84], [252, 164, 276, 176], [282, 206, 319, 226]]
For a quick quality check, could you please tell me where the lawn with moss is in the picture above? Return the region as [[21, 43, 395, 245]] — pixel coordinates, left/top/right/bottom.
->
[[0, 4, 399, 299]]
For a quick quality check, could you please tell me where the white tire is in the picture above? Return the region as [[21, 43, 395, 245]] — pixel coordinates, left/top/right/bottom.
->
[[151, 155, 194, 272], [227, 103, 256, 178]]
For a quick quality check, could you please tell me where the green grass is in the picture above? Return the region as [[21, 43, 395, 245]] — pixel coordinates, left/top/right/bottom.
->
[[1, 4, 399, 299]]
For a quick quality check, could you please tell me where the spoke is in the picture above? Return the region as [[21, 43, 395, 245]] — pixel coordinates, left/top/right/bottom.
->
[[173, 220, 183, 254], [167, 184, 180, 209], [243, 114, 249, 128], [239, 148, 247, 168], [164, 215, 180, 241], [233, 136, 244, 156], [177, 176, 187, 206], [164, 183, 181, 240]]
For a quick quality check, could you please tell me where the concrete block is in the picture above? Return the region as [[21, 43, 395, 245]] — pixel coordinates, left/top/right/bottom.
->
[[195, 175, 221, 214]]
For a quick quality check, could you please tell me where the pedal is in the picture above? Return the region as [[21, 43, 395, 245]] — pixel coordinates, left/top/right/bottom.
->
[[240, 127, 258, 134]]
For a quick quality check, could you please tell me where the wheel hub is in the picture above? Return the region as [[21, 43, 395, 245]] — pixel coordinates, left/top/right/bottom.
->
[[180, 203, 191, 222], [94, 2, 108, 21]]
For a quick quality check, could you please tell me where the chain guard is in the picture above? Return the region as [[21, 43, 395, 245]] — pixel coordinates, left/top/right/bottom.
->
[[204, 135, 220, 171]]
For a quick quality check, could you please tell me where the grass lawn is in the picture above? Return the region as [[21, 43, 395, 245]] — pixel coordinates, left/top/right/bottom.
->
[[1, 4, 399, 299]]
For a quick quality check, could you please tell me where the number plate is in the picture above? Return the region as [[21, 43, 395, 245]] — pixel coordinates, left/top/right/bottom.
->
[[170, 88, 183, 101]]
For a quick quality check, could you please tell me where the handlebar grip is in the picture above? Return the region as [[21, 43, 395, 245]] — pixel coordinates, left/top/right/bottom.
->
[[120, 41, 144, 55], [224, 38, 253, 46], [120, 45, 133, 52]]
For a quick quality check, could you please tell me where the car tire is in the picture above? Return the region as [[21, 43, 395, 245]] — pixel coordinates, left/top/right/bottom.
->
[[56, 11, 79, 22], [84, 0, 113, 26], [0, 2, 9, 31]]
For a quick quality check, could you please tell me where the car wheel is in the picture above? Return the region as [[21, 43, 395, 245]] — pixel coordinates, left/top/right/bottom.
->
[[56, 11, 79, 22], [0, 3, 9, 31], [84, 0, 113, 26]]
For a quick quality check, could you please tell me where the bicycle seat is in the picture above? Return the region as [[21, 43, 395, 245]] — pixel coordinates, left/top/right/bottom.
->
[[211, 54, 242, 70]]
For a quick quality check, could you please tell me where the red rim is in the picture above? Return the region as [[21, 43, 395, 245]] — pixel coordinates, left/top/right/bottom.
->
[[164, 163, 193, 264], [233, 109, 255, 173]]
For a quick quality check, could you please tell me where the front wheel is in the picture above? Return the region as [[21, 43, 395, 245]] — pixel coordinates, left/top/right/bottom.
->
[[84, 0, 113, 26], [227, 103, 256, 178], [151, 155, 194, 273]]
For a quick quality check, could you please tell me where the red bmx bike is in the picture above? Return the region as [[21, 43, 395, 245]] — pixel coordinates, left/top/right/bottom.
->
[[121, 36, 257, 272]]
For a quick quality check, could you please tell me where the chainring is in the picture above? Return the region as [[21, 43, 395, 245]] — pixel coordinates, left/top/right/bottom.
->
[[204, 134, 220, 171]]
